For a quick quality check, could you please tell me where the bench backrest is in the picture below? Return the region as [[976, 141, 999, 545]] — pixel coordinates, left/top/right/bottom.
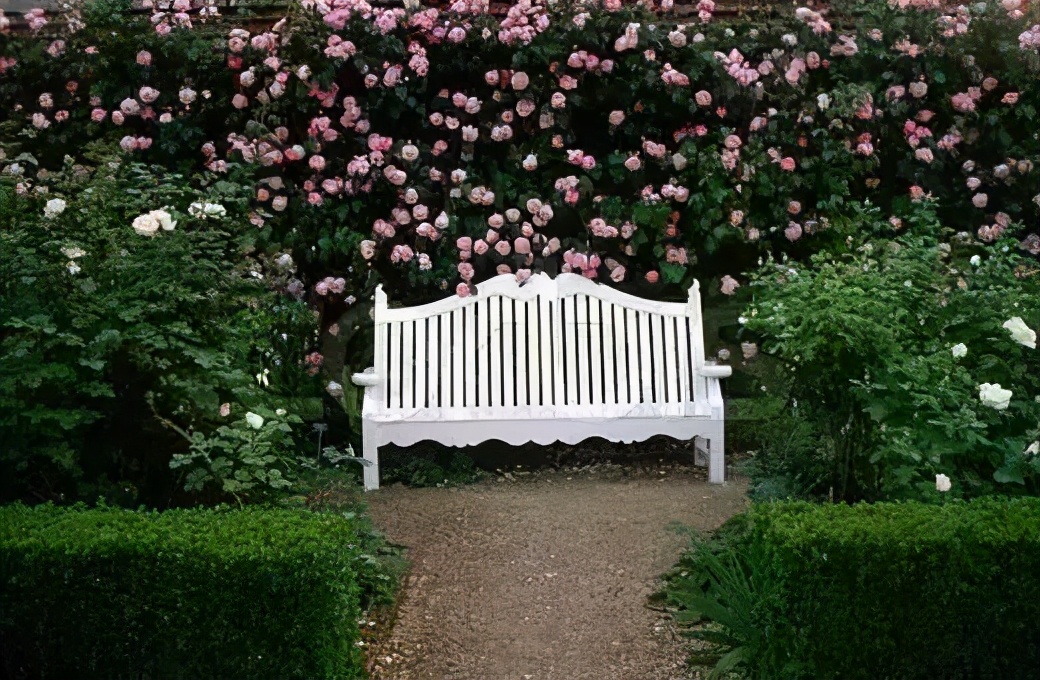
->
[[372, 272, 712, 413]]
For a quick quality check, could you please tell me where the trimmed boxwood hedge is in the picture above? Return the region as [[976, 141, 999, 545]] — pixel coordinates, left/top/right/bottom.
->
[[668, 498, 1040, 680], [0, 504, 368, 679]]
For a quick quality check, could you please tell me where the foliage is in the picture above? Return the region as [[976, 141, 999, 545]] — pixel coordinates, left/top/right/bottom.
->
[[0, 0, 1036, 314], [0, 159, 325, 505], [382, 448, 484, 488], [740, 200, 1040, 502], [663, 498, 1040, 680], [0, 503, 371, 679], [1, 0, 1038, 500]]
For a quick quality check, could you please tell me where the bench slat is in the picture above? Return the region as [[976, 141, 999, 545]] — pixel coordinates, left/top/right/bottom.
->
[[503, 297, 516, 407], [452, 309, 464, 408], [589, 296, 603, 406], [663, 314, 678, 403], [477, 297, 489, 408], [518, 299, 531, 407], [637, 310, 653, 403], [538, 295, 554, 406], [416, 316, 428, 408]]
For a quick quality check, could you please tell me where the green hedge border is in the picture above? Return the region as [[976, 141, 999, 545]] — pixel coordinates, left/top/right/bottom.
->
[[1, 504, 367, 679]]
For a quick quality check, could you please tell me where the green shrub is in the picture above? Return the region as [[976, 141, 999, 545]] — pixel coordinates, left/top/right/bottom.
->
[[0, 504, 369, 679], [741, 201, 1040, 502], [665, 498, 1040, 680]]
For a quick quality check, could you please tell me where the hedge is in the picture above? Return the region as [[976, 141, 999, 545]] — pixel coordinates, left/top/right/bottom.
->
[[0, 504, 368, 679], [668, 498, 1040, 680]]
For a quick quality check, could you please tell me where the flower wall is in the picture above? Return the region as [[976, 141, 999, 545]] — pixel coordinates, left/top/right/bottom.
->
[[2, 0, 1037, 309]]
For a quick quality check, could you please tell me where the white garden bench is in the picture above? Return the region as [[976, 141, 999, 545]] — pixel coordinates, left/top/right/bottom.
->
[[351, 272, 731, 490]]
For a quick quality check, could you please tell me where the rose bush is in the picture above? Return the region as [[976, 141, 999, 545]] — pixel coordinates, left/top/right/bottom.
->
[[1, 0, 1038, 502], [0, 158, 326, 505], [739, 199, 1040, 502]]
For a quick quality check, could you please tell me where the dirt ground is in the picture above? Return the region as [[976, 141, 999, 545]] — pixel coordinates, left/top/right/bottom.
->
[[365, 466, 749, 680]]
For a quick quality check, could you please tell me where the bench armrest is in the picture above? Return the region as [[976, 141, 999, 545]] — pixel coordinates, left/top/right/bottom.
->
[[351, 368, 380, 388], [701, 364, 732, 379]]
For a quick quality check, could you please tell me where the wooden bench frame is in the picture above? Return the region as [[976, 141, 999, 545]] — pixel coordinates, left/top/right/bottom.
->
[[351, 272, 731, 490]]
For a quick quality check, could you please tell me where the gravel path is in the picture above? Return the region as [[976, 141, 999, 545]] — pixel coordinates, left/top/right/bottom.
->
[[365, 468, 748, 679]]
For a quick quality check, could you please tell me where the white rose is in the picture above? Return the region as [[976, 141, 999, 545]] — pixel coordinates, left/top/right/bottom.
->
[[970, 255, 981, 267], [401, 144, 420, 162], [951, 343, 967, 359], [132, 213, 161, 236], [1025, 441, 1039, 456], [817, 94, 830, 110], [672, 153, 687, 171], [245, 412, 265, 429], [978, 383, 1012, 410], [326, 381, 344, 398], [935, 473, 951, 492], [522, 154, 538, 171], [1003, 317, 1036, 349], [189, 201, 227, 219], [179, 87, 197, 104], [44, 198, 66, 218], [150, 209, 177, 231]]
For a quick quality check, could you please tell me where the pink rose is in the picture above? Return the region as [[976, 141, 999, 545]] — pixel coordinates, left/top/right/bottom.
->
[[695, 90, 712, 107], [780, 157, 796, 172], [511, 71, 529, 90]]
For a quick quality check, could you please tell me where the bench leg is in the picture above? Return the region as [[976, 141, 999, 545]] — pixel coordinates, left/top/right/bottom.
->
[[709, 423, 725, 485], [362, 421, 380, 491]]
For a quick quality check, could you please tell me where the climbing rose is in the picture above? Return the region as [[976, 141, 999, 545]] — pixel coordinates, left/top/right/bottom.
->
[[720, 275, 740, 295], [936, 474, 951, 492]]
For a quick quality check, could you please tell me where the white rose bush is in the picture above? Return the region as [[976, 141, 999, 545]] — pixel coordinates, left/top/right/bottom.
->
[[740, 201, 1040, 501]]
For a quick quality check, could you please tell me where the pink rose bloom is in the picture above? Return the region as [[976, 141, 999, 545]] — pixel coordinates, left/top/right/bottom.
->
[[695, 90, 712, 107], [137, 50, 152, 66], [720, 275, 740, 295], [494, 240, 511, 256], [474, 240, 489, 255], [456, 283, 471, 298], [724, 134, 742, 149], [111, 111, 125, 125], [610, 266, 626, 283], [624, 155, 642, 171], [309, 155, 326, 172], [915, 148, 934, 163], [511, 71, 529, 90], [645, 271, 659, 284], [780, 157, 796, 171], [909, 185, 925, 201], [972, 193, 988, 208], [232, 94, 249, 109], [515, 99, 536, 118], [272, 196, 288, 211], [514, 237, 531, 255], [581, 155, 596, 170], [550, 92, 566, 108], [458, 262, 475, 281], [559, 75, 578, 90], [1002, 92, 1019, 104], [609, 110, 625, 125], [951, 92, 975, 113], [485, 70, 499, 85], [788, 200, 802, 215], [785, 222, 803, 241], [916, 110, 935, 123], [90, 108, 106, 122]]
